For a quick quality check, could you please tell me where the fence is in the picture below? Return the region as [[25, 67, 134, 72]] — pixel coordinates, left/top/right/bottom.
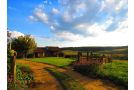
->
[[74, 52, 112, 66]]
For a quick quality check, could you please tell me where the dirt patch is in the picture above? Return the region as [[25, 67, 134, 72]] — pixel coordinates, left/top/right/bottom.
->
[[56, 67, 121, 90]]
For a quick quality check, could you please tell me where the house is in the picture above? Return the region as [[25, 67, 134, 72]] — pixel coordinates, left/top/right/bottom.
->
[[34, 46, 61, 58], [45, 46, 61, 57], [34, 47, 45, 58]]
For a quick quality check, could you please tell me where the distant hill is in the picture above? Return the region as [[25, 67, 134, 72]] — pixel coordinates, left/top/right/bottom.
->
[[60, 46, 128, 60]]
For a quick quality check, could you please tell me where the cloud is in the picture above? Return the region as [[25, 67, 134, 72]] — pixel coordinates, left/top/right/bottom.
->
[[8, 30, 24, 38], [28, 15, 38, 21], [28, 0, 128, 47], [52, 8, 59, 14], [30, 5, 49, 24], [55, 31, 83, 41], [8, 6, 17, 11]]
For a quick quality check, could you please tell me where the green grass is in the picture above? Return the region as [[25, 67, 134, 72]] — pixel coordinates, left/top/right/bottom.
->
[[28, 57, 75, 67], [46, 68, 85, 90], [62, 50, 78, 55], [98, 60, 128, 87]]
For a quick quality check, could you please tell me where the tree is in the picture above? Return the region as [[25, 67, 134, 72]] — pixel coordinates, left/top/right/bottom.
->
[[12, 35, 37, 58]]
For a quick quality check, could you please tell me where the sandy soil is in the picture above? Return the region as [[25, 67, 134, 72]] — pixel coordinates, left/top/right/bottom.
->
[[17, 59, 122, 90]]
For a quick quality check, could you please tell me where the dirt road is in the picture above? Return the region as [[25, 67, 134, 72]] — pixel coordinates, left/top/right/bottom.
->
[[17, 60, 122, 90]]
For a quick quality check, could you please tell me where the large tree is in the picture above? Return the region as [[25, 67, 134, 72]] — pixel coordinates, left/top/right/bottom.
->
[[12, 35, 37, 58]]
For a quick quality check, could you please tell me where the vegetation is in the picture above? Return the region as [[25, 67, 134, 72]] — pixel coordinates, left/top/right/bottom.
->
[[7, 60, 34, 90], [28, 57, 75, 67], [98, 61, 128, 87], [74, 60, 128, 88], [46, 68, 85, 90], [11, 35, 37, 58], [61, 46, 128, 60]]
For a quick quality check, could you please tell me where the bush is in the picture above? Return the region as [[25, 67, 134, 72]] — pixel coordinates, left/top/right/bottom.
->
[[7, 64, 34, 90], [7, 58, 12, 74], [8, 49, 16, 57], [74, 64, 100, 78]]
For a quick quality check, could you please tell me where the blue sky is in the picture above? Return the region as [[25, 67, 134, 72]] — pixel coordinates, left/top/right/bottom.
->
[[8, 0, 128, 47]]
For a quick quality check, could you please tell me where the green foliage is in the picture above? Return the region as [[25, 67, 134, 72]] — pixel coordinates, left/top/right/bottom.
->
[[7, 63, 34, 90], [74, 64, 100, 78], [12, 35, 37, 58], [8, 49, 16, 57], [46, 68, 85, 90], [7, 58, 12, 74], [29, 57, 75, 67], [16, 64, 34, 85]]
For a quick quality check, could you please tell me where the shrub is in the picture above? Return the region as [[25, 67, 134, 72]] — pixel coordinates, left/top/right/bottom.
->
[[8, 49, 16, 57], [7, 64, 34, 90], [74, 64, 100, 78]]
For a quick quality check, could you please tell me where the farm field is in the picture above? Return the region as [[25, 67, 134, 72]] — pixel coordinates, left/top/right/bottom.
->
[[27, 57, 75, 67]]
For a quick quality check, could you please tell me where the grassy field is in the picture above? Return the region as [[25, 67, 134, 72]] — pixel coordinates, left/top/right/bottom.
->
[[28, 57, 75, 67], [46, 68, 85, 90], [98, 60, 128, 87], [74, 60, 128, 88], [62, 46, 128, 60]]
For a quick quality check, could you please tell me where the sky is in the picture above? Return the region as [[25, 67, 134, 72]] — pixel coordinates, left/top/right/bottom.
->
[[7, 0, 128, 47]]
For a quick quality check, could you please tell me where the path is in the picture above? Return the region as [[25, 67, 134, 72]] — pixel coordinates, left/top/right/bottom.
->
[[17, 59, 122, 90], [17, 60, 63, 90]]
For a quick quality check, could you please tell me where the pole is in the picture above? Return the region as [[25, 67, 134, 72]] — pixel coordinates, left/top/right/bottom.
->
[[87, 52, 89, 61], [11, 51, 17, 83]]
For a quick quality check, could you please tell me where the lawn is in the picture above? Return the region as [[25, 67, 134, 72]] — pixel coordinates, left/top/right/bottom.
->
[[28, 57, 75, 67]]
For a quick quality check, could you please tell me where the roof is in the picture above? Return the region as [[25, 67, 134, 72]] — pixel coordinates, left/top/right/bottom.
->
[[34, 46, 61, 52], [34, 47, 45, 52], [45, 46, 60, 51]]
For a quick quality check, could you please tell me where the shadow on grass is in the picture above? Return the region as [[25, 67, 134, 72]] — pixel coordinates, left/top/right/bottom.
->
[[45, 67, 85, 90]]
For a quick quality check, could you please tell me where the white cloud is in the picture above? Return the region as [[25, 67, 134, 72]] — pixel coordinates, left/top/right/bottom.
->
[[52, 8, 59, 14], [50, 26, 56, 31], [28, 15, 37, 21], [8, 30, 24, 39], [115, 0, 127, 12], [43, 0, 48, 4], [33, 7, 48, 24], [59, 29, 127, 47], [56, 31, 83, 41], [63, 11, 72, 22], [29, 0, 128, 47]]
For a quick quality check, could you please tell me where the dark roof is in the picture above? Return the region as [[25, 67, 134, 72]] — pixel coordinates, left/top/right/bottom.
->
[[34, 47, 45, 52], [46, 46, 60, 51], [34, 46, 61, 52]]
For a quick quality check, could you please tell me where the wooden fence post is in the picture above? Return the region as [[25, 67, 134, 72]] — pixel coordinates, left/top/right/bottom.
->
[[87, 52, 89, 61], [11, 52, 17, 83], [77, 52, 82, 62]]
